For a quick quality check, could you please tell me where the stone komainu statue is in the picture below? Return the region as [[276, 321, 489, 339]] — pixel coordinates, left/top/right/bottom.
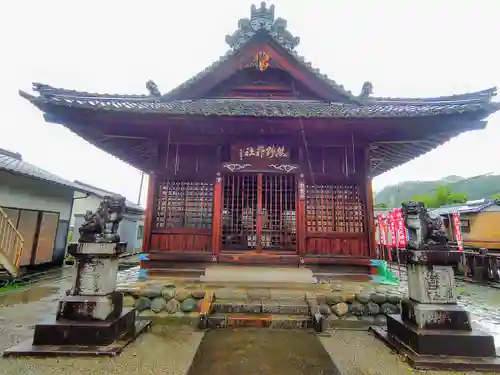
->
[[401, 201, 448, 250], [78, 195, 126, 243]]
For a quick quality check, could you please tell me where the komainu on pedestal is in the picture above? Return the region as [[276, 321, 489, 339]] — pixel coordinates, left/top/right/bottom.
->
[[3, 195, 150, 357], [371, 201, 500, 372]]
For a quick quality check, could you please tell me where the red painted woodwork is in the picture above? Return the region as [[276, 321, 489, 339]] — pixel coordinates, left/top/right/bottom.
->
[[303, 183, 369, 257], [141, 173, 156, 255], [211, 173, 222, 258], [150, 180, 214, 253], [221, 173, 297, 252]]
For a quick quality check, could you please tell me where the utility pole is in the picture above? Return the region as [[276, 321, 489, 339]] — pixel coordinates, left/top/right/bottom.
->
[[137, 172, 145, 206]]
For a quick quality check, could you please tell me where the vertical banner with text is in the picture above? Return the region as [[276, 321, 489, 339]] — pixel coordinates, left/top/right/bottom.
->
[[452, 212, 463, 251]]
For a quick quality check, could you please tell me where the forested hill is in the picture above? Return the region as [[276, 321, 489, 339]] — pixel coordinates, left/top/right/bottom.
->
[[374, 175, 500, 206]]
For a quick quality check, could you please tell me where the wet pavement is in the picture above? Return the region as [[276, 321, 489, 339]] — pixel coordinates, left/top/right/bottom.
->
[[187, 329, 341, 375], [0, 266, 499, 374]]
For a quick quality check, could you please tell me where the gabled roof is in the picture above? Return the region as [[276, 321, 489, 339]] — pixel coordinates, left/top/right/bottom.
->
[[19, 3, 500, 119], [72, 180, 145, 213], [0, 148, 86, 192]]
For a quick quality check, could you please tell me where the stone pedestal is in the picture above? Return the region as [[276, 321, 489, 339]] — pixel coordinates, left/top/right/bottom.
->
[[3, 242, 150, 357], [371, 250, 500, 372]]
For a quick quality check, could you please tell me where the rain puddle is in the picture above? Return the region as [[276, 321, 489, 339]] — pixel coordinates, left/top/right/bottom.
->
[[0, 285, 59, 306], [186, 329, 341, 375]]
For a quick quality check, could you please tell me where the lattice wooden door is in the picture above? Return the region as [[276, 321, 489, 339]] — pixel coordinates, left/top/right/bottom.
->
[[221, 173, 296, 251]]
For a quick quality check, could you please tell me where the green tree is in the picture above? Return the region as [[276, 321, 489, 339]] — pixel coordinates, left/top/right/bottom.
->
[[374, 202, 389, 209], [492, 193, 500, 200], [410, 184, 468, 209]]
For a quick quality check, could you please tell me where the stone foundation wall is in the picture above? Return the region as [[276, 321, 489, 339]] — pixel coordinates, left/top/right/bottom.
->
[[314, 287, 402, 327]]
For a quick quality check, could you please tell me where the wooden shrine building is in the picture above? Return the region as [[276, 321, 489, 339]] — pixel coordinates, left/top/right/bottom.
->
[[20, 3, 499, 270]]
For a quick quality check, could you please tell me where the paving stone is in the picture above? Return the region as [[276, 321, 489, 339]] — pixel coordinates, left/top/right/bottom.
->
[[248, 288, 271, 299], [214, 288, 247, 300], [213, 299, 262, 314], [262, 301, 309, 315]]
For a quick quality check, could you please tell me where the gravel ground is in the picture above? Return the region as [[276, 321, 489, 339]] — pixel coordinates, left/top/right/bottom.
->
[[320, 330, 500, 375]]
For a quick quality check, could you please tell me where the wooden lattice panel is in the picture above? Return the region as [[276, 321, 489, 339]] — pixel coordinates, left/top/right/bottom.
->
[[222, 173, 296, 251], [155, 181, 213, 229], [305, 184, 364, 233]]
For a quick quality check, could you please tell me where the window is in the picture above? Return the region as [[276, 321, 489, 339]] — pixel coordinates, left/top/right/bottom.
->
[[460, 219, 471, 234], [137, 225, 144, 240], [155, 181, 213, 229]]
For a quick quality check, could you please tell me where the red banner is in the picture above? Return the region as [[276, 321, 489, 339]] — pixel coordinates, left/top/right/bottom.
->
[[377, 213, 387, 245], [452, 212, 463, 251], [389, 211, 397, 247], [394, 208, 407, 248]]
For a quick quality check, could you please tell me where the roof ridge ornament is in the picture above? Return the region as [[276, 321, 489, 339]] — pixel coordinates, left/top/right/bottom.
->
[[225, 2, 300, 51], [146, 80, 161, 96], [359, 81, 373, 99]]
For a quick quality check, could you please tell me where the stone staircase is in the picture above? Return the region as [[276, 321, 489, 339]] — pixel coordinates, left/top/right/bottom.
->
[[0, 207, 24, 278], [201, 288, 321, 330]]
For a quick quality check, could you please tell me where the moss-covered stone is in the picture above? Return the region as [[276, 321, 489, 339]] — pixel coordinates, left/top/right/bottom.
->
[[140, 287, 162, 299], [175, 290, 191, 302], [350, 301, 364, 316], [370, 293, 387, 304], [355, 293, 370, 304], [364, 301, 380, 316], [161, 288, 176, 301], [123, 295, 136, 308], [380, 302, 398, 315], [165, 299, 181, 314], [191, 290, 206, 299], [325, 292, 343, 305], [319, 303, 332, 316], [135, 297, 152, 311], [151, 297, 167, 313], [181, 298, 197, 312]]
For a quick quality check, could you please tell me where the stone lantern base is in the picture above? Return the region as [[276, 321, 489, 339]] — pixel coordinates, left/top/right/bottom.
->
[[371, 250, 500, 372], [3, 242, 150, 357]]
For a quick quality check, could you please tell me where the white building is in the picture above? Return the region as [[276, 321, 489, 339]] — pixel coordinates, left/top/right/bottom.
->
[[71, 181, 145, 254], [0, 148, 83, 267]]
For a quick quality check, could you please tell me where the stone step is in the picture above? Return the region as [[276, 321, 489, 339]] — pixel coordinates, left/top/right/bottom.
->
[[207, 313, 311, 329], [212, 299, 309, 315]]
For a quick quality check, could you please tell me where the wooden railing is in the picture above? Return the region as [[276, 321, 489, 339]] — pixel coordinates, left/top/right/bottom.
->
[[0, 207, 24, 277]]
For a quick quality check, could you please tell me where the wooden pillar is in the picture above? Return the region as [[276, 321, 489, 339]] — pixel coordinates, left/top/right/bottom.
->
[[297, 172, 307, 261], [141, 172, 156, 255], [211, 172, 222, 261], [364, 148, 376, 258]]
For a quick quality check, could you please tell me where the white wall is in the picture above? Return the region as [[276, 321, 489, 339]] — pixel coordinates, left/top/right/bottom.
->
[[70, 193, 102, 227], [0, 171, 74, 220]]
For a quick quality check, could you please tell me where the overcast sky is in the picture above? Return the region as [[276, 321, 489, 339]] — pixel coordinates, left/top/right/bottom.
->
[[2, 0, 499, 205]]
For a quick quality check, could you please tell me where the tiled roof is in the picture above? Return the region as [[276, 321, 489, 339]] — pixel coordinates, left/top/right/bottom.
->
[[72, 180, 145, 212], [430, 199, 500, 216], [0, 148, 84, 191], [19, 94, 500, 119]]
